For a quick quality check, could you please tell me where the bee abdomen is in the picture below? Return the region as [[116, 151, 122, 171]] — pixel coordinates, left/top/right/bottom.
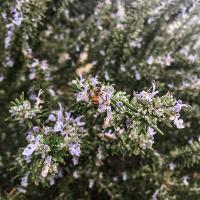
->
[[92, 96, 99, 107]]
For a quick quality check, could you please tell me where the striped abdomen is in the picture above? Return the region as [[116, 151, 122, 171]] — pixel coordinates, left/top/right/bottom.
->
[[92, 94, 100, 107]]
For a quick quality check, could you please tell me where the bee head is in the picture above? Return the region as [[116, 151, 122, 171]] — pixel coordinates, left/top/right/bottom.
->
[[95, 83, 102, 88]]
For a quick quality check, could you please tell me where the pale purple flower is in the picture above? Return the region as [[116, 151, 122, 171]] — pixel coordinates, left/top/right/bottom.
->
[[90, 76, 99, 86], [173, 100, 187, 113], [24, 156, 32, 163], [32, 126, 40, 133], [116, 0, 126, 20], [29, 93, 37, 100], [4, 24, 14, 49], [17, 187, 27, 193], [22, 143, 39, 157], [21, 175, 28, 187], [68, 143, 81, 156], [151, 190, 159, 200], [135, 70, 141, 80], [11, 8, 23, 26], [138, 91, 152, 102], [48, 114, 56, 122], [147, 127, 156, 137], [174, 117, 184, 129], [99, 49, 106, 56], [5, 33, 13, 49], [40, 60, 48, 70], [170, 115, 184, 129], [54, 121, 64, 132], [169, 162, 176, 171], [79, 75, 85, 85], [116, 102, 123, 108], [137, 81, 159, 102], [72, 157, 79, 165], [98, 89, 113, 112], [0, 74, 4, 82], [65, 111, 72, 121], [6, 56, 14, 67], [76, 85, 89, 102], [75, 116, 85, 126], [188, 138, 193, 144]]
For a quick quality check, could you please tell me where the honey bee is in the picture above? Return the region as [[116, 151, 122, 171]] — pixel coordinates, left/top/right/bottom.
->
[[91, 83, 102, 107]]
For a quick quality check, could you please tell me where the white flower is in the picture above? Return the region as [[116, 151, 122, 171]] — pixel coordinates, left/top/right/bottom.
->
[[147, 56, 154, 65], [122, 172, 127, 181], [73, 171, 79, 179], [169, 162, 176, 171], [183, 176, 189, 186], [89, 179, 95, 188]]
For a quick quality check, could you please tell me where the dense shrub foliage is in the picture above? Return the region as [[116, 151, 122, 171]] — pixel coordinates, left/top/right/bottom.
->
[[0, 0, 200, 199]]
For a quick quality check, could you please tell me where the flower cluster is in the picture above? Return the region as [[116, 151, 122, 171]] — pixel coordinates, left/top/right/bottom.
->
[[10, 92, 86, 187], [27, 53, 51, 82], [4, 0, 27, 67], [73, 77, 188, 153], [9, 90, 44, 124], [74, 76, 114, 129]]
